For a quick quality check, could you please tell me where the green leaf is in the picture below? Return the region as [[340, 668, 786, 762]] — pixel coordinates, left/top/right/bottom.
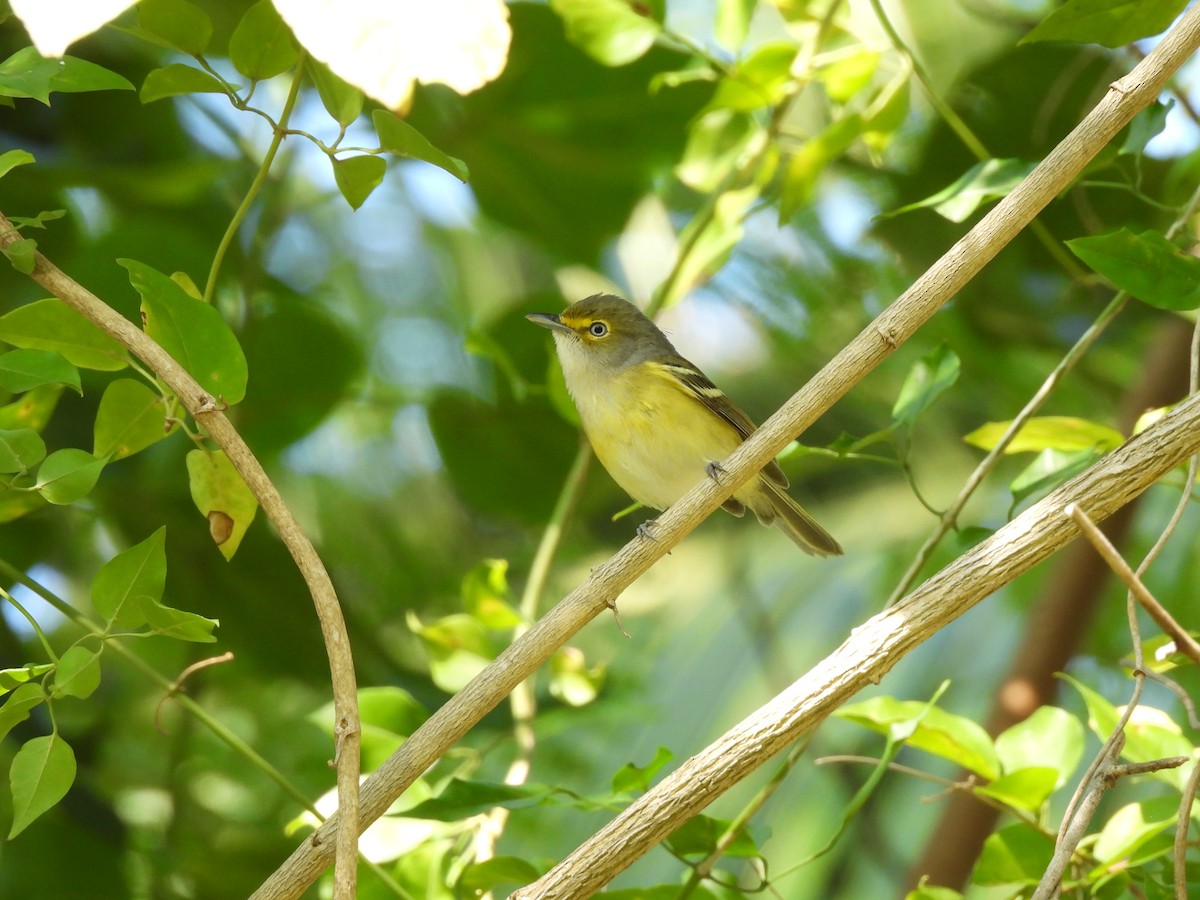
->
[[330, 155, 387, 210], [7, 209, 66, 229], [140, 64, 228, 103], [818, 48, 880, 104], [372, 110, 468, 182], [667, 814, 762, 858], [995, 706, 1084, 788], [310, 686, 428, 771], [715, 0, 756, 50], [0, 384, 63, 431], [310, 61, 364, 127], [139, 596, 217, 642], [964, 415, 1124, 454], [974, 766, 1059, 812], [120, 259, 248, 404], [137, 0, 213, 54], [549, 646, 605, 707], [666, 184, 758, 307], [0, 48, 134, 104], [892, 345, 960, 427], [51, 646, 101, 699], [461, 559, 522, 629], [883, 158, 1037, 223], [780, 114, 864, 221], [92, 527, 167, 629], [1094, 796, 1180, 865], [1067, 228, 1200, 310], [407, 612, 495, 692], [549, 0, 664, 66], [706, 41, 799, 112], [0, 148, 34, 179], [3, 237, 37, 273], [837, 696, 1000, 779], [1022, 0, 1189, 49], [400, 779, 553, 821], [0, 683, 44, 743], [676, 108, 757, 193], [974, 823, 1055, 885], [612, 746, 673, 794], [0, 349, 80, 395], [460, 857, 544, 895], [34, 449, 104, 504], [1010, 447, 1099, 506], [1120, 100, 1171, 156], [94, 379, 174, 461], [185, 449, 258, 560], [228, 0, 298, 80], [0, 664, 52, 695], [0, 428, 46, 473], [8, 733, 76, 838], [0, 298, 127, 370]]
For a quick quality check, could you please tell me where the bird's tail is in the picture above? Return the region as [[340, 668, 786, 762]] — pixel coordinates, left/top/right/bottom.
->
[[755, 479, 843, 557]]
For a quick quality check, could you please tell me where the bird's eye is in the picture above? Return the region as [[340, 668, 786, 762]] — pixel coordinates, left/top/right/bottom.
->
[[588, 321, 609, 338]]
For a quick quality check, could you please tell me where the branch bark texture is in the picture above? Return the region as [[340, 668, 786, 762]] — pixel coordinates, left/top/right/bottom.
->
[[250, 4, 1200, 897], [0, 219, 362, 896]]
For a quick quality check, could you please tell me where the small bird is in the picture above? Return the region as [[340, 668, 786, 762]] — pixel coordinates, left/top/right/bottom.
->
[[527, 294, 842, 556]]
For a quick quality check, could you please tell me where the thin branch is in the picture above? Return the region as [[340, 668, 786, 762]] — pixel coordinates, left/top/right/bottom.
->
[[1176, 757, 1200, 900], [0, 212, 362, 899], [1067, 504, 1200, 666]]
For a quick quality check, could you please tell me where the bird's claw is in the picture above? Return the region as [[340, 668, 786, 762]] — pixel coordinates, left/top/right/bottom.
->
[[637, 519, 659, 541], [705, 461, 727, 484]]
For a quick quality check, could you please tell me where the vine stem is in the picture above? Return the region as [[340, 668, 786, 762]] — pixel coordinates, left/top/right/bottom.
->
[[203, 54, 307, 304]]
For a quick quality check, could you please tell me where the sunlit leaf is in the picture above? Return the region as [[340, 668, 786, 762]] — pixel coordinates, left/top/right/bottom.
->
[[963, 416, 1124, 454], [401, 779, 553, 821], [676, 108, 757, 193], [407, 611, 496, 692], [0, 664, 52, 695], [780, 114, 863, 221], [611, 746, 673, 794], [0, 429, 47, 474], [715, 0, 756, 50], [550, 0, 663, 66], [706, 41, 798, 112], [974, 766, 1058, 812], [974, 823, 1054, 885], [274, 0, 511, 109], [548, 646, 605, 707], [0, 385, 64, 432], [995, 706, 1084, 788], [1009, 447, 1099, 507], [837, 696, 1000, 779], [818, 48, 879, 104], [1094, 797, 1180, 865], [309, 60, 364, 126], [461, 559, 522, 629]]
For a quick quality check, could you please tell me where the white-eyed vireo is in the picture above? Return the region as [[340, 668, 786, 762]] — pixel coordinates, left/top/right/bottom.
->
[[528, 294, 842, 557]]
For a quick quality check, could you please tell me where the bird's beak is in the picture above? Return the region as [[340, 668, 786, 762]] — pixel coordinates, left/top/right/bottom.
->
[[526, 312, 573, 335]]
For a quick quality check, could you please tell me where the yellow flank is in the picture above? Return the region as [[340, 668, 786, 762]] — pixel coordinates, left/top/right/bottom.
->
[[577, 361, 743, 511]]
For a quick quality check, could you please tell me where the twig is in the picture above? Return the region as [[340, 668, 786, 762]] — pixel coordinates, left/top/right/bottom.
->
[[0, 211, 362, 899], [1175, 757, 1200, 900], [1067, 504, 1200, 667], [154, 651, 235, 734]]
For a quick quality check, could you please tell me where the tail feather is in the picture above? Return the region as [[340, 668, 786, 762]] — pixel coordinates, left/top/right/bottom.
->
[[754, 479, 843, 557]]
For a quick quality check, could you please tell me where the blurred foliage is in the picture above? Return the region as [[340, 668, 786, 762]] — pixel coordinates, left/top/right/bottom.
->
[[0, 0, 1199, 898]]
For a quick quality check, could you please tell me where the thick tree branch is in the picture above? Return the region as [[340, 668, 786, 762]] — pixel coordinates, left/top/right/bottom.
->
[[0, 217, 362, 895], [248, 4, 1200, 897]]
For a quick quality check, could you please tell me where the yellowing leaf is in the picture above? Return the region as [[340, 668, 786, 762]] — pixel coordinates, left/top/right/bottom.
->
[[964, 416, 1124, 454], [186, 449, 257, 559]]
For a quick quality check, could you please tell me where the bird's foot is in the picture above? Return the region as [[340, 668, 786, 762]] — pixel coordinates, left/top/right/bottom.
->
[[637, 518, 659, 541], [705, 460, 727, 484]]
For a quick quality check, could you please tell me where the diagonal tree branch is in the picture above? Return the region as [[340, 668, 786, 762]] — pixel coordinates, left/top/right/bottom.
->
[[0, 217, 362, 897], [247, 4, 1200, 897]]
